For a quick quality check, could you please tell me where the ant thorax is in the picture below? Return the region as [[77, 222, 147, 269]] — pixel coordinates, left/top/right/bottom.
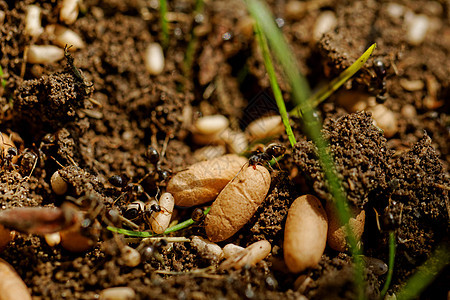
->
[[248, 143, 286, 167]]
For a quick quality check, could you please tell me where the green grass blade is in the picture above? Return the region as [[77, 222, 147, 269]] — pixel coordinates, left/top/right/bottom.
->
[[246, 0, 311, 107], [107, 226, 154, 237], [0, 65, 6, 88], [380, 231, 396, 298], [107, 207, 211, 237], [183, 0, 204, 78], [246, 1, 364, 298], [290, 43, 376, 117], [159, 0, 169, 48], [397, 244, 450, 300], [253, 20, 297, 147]]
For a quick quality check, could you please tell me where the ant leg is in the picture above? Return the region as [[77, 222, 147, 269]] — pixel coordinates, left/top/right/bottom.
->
[[154, 187, 161, 200], [271, 155, 282, 171], [160, 133, 171, 161], [231, 161, 249, 182]]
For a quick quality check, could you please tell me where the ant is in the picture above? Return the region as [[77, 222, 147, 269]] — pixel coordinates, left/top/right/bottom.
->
[[0, 132, 18, 170], [145, 145, 171, 182], [191, 207, 206, 223], [123, 198, 162, 223], [64, 44, 94, 91], [248, 143, 286, 168], [137, 238, 168, 265], [365, 58, 388, 103]]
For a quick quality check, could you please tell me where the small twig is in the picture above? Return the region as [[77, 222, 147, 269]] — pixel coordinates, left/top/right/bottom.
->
[[49, 156, 65, 168], [119, 215, 140, 230], [22, 154, 38, 181], [125, 236, 190, 244], [67, 155, 78, 167]]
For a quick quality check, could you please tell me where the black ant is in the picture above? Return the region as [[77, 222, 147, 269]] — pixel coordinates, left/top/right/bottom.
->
[[0, 132, 18, 170], [248, 143, 286, 168], [191, 207, 206, 223], [138, 238, 168, 264], [17, 148, 38, 177], [123, 198, 162, 222], [368, 58, 387, 103], [145, 145, 171, 182], [64, 44, 94, 91]]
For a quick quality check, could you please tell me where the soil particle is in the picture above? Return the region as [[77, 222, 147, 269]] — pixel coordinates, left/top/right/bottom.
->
[[293, 111, 391, 208]]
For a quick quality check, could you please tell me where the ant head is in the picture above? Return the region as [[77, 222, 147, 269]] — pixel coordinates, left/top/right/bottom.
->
[[145, 146, 160, 165], [158, 169, 171, 181], [373, 59, 386, 78], [191, 208, 206, 223], [64, 44, 74, 54], [248, 154, 264, 166], [6, 147, 18, 158], [150, 204, 161, 213], [265, 143, 286, 157]]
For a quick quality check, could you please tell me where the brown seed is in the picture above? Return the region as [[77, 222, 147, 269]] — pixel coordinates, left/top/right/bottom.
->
[[326, 201, 365, 252], [284, 195, 328, 273], [51, 170, 68, 195], [60, 227, 96, 252], [205, 165, 271, 242], [167, 154, 247, 207], [0, 258, 32, 300]]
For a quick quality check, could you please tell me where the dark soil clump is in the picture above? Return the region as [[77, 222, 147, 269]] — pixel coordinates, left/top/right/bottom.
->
[[293, 111, 391, 208], [370, 134, 449, 283]]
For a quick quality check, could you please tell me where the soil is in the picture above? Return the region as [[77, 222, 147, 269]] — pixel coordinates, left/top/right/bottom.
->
[[0, 0, 449, 299]]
